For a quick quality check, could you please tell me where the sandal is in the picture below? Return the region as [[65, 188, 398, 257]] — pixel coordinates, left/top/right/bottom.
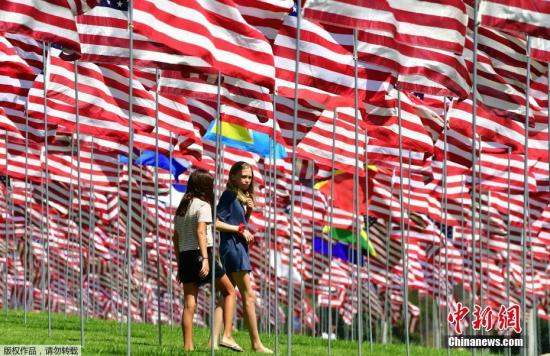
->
[[219, 341, 244, 352]]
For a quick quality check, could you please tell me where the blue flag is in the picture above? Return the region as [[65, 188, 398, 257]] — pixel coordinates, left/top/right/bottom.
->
[[313, 236, 363, 265], [119, 151, 188, 181]]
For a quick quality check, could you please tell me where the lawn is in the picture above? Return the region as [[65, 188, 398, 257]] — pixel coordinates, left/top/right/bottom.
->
[[0, 309, 498, 355]]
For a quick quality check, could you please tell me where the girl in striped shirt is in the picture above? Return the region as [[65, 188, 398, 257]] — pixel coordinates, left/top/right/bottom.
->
[[172, 169, 242, 352]]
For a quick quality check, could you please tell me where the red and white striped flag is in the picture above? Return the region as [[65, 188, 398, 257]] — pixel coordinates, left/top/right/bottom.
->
[[0, 0, 98, 56], [27, 54, 156, 141], [303, 0, 468, 54], [133, 0, 275, 89], [480, 0, 550, 40], [234, 0, 293, 42]]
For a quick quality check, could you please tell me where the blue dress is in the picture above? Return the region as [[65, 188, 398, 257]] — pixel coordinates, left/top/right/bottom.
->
[[217, 190, 252, 273]]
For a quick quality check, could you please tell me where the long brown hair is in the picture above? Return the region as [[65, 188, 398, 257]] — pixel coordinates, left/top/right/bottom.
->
[[226, 161, 256, 207], [176, 169, 214, 217]]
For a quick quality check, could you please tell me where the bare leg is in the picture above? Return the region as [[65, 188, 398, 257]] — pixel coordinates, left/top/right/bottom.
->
[[210, 304, 224, 348], [182, 283, 199, 351], [217, 275, 241, 347], [208, 275, 238, 348], [232, 271, 272, 353]]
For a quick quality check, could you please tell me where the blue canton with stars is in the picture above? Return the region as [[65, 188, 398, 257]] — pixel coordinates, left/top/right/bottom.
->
[[100, 0, 128, 11]]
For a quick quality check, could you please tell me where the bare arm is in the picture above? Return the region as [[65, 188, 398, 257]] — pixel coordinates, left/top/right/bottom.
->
[[196, 222, 209, 259], [196, 222, 209, 278], [172, 230, 180, 264], [215, 219, 254, 244], [215, 219, 240, 233]]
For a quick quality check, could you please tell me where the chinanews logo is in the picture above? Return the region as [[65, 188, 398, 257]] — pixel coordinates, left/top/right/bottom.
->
[[447, 303, 524, 349]]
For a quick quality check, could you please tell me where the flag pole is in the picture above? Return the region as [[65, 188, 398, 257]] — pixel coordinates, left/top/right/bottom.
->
[[73, 60, 85, 346], [42, 42, 52, 337], [6, 138, 15, 311], [139, 159, 146, 322], [470, 1, 480, 347], [443, 97, 451, 356], [23, 101, 30, 324], [299, 187, 305, 335], [126, 0, 136, 353], [40, 161, 45, 313], [327, 109, 338, 355], [64, 134, 76, 316], [116, 159, 124, 335], [3, 132, 9, 314], [210, 72, 223, 356], [382, 176, 394, 345], [310, 161, 317, 337], [396, 89, 410, 356], [261, 158, 270, 335], [520, 37, 531, 356], [505, 148, 511, 334], [153, 68, 162, 345], [288, 2, 304, 351], [352, 28, 363, 355], [364, 121, 373, 352], [167, 137, 174, 328], [266, 96, 277, 337], [405, 151, 413, 347], [91, 141, 96, 316], [88, 138, 96, 319], [477, 134, 484, 319], [271, 93, 280, 353], [459, 176, 466, 313]]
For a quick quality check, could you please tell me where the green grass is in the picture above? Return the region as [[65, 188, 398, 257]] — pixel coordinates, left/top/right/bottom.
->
[[0, 309, 496, 355]]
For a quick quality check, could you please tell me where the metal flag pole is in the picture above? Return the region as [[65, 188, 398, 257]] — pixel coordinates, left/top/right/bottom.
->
[[442, 97, 451, 356], [470, 2, 480, 346], [87, 139, 95, 319], [139, 161, 146, 322], [382, 176, 394, 345], [265, 97, 277, 337], [520, 37, 532, 356], [477, 134, 484, 319], [41, 42, 52, 337], [64, 133, 76, 316], [288, 2, 303, 352], [364, 122, 373, 352], [258, 166, 269, 333], [310, 161, 317, 338], [326, 110, 338, 355], [3, 132, 9, 314], [459, 176, 466, 311], [505, 147, 511, 356], [210, 72, 223, 356], [6, 138, 15, 311], [40, 161, 45, 313], [167, 141, 174, 328], [74, 61, 85, 345], [272, 98, 280, 354], [261, 158, 270, 335], [528, 204, 538, 355], [23, 101, 30, 324], [299, 187, 305, 335], [153, 68, 162, 345], [126, 0, 136, 353], [89, 140, 97, 318], [396, 89, 410, 355], [352, 28, 363, 355], [116, 160, 124, 335], [406, 151, 415, 347]]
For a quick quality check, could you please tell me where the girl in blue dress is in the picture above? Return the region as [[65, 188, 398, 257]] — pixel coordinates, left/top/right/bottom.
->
[[213, 161, 273, 354]]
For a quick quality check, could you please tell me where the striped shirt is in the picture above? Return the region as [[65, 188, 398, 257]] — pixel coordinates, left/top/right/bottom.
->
[[175, 198, 213, 252]]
